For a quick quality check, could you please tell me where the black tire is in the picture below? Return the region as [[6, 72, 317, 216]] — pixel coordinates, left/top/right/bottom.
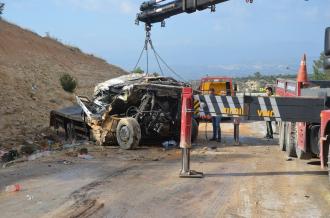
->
[[285, 122, 297, 157], [279, 122, 286, 151], [191, 118, 199, 143], [116, 118, 141, 150]]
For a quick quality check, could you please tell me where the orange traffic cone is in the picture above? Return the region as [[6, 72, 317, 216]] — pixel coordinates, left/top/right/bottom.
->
[[296, 54, 308, 83]]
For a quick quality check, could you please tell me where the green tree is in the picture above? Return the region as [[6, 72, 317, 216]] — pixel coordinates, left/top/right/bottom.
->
[[60, 73, 77, 93], [131, 67, 144, 74], [312, 52, 330, 80]]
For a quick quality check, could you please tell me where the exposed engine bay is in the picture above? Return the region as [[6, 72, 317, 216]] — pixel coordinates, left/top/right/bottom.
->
[[50, 74, 197, 149]]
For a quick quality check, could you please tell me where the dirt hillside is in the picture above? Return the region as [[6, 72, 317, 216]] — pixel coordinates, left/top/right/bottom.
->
[[0, 20, 127, 147]]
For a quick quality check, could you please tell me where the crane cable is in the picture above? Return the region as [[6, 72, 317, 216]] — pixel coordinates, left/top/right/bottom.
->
[[151, 46, 186, 82], [148, 35, 164, 76], [133, 28, 186, 82], [133, 41, 146, 71]]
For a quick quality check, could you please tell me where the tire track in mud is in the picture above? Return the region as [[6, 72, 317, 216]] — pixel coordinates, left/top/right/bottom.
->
[[48, 165, 139, 218]]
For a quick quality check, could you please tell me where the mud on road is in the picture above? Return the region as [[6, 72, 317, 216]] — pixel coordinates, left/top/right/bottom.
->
[[0, 121, 329, 218]]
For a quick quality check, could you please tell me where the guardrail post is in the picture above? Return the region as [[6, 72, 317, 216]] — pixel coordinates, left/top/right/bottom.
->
[[179, 87, 203, 178], [234, 118, 240, 145]]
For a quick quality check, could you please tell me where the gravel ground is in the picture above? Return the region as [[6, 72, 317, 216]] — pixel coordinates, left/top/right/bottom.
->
[[0, 121, 329, 218]]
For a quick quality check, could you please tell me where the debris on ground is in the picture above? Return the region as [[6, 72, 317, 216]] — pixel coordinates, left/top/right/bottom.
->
[[28, 151, 51, 161], [57, 160, 73, 165], [26, 195, 34, 201], [79, 148, 89, 155], [65, 150, 78, 157], [2, 158, 28, 168], [5, 184, 22, 193], [1, 150, 19, 163], [20, 144, 38, 155], [78, 154, 94, 160], [162, 140, 178, 150], [0, 150, 7, 159], [77, 147, 94, 160], [63, 141, 86, 150]]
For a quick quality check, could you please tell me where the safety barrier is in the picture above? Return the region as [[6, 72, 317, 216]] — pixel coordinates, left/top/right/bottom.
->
[[179, 88, 330, 178], [195, 94, 328, 123]]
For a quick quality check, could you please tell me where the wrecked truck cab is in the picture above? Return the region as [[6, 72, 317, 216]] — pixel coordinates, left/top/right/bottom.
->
[[50, 74, 198, 150]]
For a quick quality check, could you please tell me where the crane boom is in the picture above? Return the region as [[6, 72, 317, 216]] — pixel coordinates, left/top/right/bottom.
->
[[137, 0, 231, 26]]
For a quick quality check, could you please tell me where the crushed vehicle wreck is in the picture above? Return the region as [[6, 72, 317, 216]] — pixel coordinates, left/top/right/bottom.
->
[[50, 74, 199, 149]]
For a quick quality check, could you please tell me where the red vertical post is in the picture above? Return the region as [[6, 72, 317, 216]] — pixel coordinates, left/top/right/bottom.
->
[[180, 87, 193, 149], [179, 87, 203, 178], [320, 110, 330, 168]]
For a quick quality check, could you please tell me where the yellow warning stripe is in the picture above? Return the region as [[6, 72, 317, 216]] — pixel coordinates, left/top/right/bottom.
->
[[194, 99, 200, 115]]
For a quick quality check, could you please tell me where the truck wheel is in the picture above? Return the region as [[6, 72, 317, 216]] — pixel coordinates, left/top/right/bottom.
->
[[279, 122, 286, 151], [191, 118, 199, 143], [116, 118, 141, 150], [285, 122, 297, 157]]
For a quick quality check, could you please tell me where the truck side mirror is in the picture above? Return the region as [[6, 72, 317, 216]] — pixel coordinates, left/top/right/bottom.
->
[[325, 27, 330, 70]]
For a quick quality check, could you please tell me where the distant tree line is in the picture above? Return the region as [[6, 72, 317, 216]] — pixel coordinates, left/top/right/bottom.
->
[[235, 72, 296, 83], [312, 52, 330, 80]]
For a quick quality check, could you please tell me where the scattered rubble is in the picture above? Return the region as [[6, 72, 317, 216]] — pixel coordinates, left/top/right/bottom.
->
[[20, 144, 38, 155], [79, 148, 89, 155], [1, 150, 19, 163], [27, 151, 51, 161], [4, 184, 22, 193], [26, 195, 34, 201], [162, 140, 178, 150], [57, 160, 73, 165], [78, 154, 94, 160], [77, 147, 93, 159]]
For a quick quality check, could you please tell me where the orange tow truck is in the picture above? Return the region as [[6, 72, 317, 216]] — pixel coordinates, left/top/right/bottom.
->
[[199, 77, 236, 96]]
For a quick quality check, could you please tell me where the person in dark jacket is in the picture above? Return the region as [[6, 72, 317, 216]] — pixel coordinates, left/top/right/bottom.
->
[[265, 87, 274, 139], [209, 88, 222, 143]]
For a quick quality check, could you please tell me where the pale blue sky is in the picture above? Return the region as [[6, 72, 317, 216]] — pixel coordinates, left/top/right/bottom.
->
[[2, 0, 330, 79]]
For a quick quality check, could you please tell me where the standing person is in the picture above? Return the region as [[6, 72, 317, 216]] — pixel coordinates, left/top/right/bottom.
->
[[209, 88, 222, 143], [265, 87, 273, 139]]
